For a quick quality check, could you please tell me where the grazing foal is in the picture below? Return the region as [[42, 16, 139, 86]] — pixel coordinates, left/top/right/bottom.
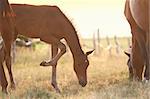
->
[[0, 4, 94, 93]]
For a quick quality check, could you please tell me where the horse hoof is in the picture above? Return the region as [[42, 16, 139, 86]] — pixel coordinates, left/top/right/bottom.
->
[[40, 61, 56, 66], [56, 89, 61, 93], [51, 83, 61, 93], [2, 89, 8, 94], [10, 83, 16, 90], [143, 78, 149, 83], [40, 61, 48, 66]]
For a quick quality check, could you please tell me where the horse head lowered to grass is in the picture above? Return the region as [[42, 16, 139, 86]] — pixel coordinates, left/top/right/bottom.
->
[[0, 4, 94, 93]]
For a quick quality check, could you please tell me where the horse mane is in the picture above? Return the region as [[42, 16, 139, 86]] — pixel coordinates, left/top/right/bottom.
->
[[58, 8, 82, 50]]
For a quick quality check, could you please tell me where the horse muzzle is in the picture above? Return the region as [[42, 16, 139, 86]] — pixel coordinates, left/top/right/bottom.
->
[[79, 80, 87, 87]]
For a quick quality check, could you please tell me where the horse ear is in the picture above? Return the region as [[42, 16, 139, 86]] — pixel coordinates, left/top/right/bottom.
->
[[124, 51, 130, 57], [124, 47, 131, 57], [86, 49, 95, 56]]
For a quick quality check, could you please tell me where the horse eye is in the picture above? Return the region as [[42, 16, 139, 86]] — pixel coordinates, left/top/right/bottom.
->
[[85, 60, 88, 63]]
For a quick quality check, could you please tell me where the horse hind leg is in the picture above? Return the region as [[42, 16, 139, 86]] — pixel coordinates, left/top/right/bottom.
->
[[40, 36, 66, 67], [3, 31, 18, 90], [5, 53, 15, 90], [0, 45, 8, 94], [3, 40, 16, 90], [0, 63, 8, 94]]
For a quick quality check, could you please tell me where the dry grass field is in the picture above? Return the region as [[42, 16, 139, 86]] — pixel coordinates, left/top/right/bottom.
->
[[1, 38, 150, 99]]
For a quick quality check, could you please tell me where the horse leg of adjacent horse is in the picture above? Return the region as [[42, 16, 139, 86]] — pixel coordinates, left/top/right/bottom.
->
[[51, 45, 60, 93], [144, 41, 150, 80], [5, 44, 15, 89], [3, 37, 15, 89], [40, 36, 66, 66], [133, 27, 149, 81], [144, 9, 150, 79], [5, 31, 17, 90], [0, 63, 8, 94], [0, 44, 8, 93], [132, 39, 145, 80], [129, 28, 146, 81], [144, 60, 150, 80]]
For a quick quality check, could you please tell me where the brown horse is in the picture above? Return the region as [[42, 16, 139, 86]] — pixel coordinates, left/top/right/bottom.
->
[[124, 47, 134, 80], [0, 4, 94, 93], [124, 0, 149, 80], [0, 0, 16, 93]]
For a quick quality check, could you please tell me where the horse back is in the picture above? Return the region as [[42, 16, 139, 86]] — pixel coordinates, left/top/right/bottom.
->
[[11, 4, 66, 38]]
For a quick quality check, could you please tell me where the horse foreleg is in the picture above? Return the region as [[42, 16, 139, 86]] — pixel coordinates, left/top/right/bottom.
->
[[144, 47, 150, 80], [50, 45, 61, 93], [132, 39, 145, 80], [48, 42, 66, 66], [40, 43, 66, 67], [144, 31, 150, 80], [40, 37, 66, 66]]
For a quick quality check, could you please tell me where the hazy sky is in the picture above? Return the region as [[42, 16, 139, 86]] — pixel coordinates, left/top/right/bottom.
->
[[9, 0, 131, 38]]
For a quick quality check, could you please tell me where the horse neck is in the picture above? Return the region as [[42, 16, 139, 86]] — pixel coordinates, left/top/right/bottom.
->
[[57, 9, 85, 60], [65, 29, 85, 61]]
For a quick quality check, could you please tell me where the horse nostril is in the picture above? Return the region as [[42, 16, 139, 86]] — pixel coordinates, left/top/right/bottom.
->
[[79, 81, 87, 87]]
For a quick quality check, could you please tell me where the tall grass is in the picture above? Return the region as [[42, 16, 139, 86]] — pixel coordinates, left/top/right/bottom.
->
[[1, 38, 150, 99]]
